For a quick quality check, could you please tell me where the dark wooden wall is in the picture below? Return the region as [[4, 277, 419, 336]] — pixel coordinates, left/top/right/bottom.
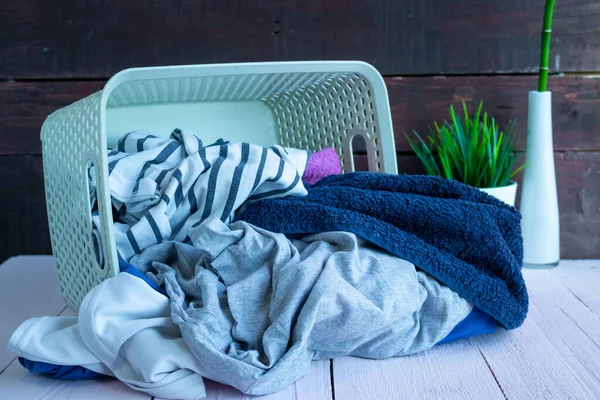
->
[[1, 0, 599, 261]]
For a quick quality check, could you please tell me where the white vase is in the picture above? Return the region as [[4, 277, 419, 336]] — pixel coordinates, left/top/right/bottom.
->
[[479, 181, 518, 206], [519, 91, 560, 268]]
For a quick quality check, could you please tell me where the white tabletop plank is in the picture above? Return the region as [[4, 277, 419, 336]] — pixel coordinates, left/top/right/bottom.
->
[[166, 360, 332, 400], [0, 359, 150, 400], [332, 340, 504, 400], [0, 256, 67, 372], [527, 300, 600, 396], [472, 308, 595, 399], [522, 267, 600, 395], [0, 298, 151, 400], [549, 260, 600, 317], [526, 265, 600, 348], [4, 256, 600, 400], [293, 359, 332, 400]]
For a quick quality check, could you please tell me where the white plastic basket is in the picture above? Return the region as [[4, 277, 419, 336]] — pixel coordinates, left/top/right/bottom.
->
[[41, 61, 397, 309]]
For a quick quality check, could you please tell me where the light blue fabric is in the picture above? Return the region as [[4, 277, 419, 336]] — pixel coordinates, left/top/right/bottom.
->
[[18, 263, 497, 383], [130, 218, 473, 395]]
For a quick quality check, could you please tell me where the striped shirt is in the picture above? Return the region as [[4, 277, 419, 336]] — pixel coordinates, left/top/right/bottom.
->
[[91, 129, 310, 261]]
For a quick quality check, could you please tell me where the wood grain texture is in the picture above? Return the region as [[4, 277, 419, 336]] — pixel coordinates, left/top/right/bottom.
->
[[0, 80, 103, 155], [0, 156, 50, 263], [387, 75, 600, 152], [523, 265, 600, 395], [0, 256, 65, 372], [333, 340, 505, 400], [1, 0, 600, 78], [189, 360, 332, 400], [471, 318, 595, 399], [553, 152, 600, 259], [551, 260, 600, 316], [3, 75, 600, 156], [0, 0, 282, 79], [0, 356, 150, 400], [283, 0, 600, 75], [0, 299, 148, 400]]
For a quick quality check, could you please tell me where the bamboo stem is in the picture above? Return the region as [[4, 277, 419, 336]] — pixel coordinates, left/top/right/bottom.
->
[[538, 0, 557, 92]]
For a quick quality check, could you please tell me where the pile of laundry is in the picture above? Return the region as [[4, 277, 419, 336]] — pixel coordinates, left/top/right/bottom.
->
[[9, 129, 528, 399]]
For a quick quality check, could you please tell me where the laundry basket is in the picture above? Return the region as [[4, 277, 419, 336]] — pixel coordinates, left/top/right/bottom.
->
[[41, 61, 398, 309]]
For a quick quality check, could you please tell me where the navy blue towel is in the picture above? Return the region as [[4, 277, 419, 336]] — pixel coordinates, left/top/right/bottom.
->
[[238, 172, 528, 329]]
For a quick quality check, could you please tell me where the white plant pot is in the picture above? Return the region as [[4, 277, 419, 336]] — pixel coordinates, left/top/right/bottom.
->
[[520, 91, 560, 268], [479, 181, 518, 207]]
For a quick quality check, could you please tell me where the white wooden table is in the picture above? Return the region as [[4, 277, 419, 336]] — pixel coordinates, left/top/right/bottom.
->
[[1, 256, 599, 400]]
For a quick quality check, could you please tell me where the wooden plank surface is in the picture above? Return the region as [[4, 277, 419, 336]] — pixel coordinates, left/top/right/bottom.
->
[[466, 265, 600, 400], [0, 256, 149, 398], [386, 75, 600, 152], [0, 0, 282, 79], [0, 256, 64, 372], [1, 0, 599, 78], [332, 263, 600, 399], [3, 76, 600, 156], [1, 257, 600, 399], [0, 80, 103, 155], [283, 0, 600, 75], [333, 340, 505, 400], [553, 153, 600, 259], [0, 362, 150, 400], [471, 319, 594, 399], [552, 260, 600, 316], [523, 265, 600, 395], [189, 360, 332, 400], [0, 156, 50, 263], [0, 303, 149, 400]]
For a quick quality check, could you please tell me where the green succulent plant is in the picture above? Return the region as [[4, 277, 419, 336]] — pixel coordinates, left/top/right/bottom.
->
[[405, 101, 525, 188]]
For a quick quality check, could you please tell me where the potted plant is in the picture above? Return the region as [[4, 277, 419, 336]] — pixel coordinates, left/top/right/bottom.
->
[[520, 0, 560, 268], [405, 101, 524, 206]]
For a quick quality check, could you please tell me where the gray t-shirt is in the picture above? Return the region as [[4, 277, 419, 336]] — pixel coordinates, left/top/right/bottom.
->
[[132, 218, 471, 395]]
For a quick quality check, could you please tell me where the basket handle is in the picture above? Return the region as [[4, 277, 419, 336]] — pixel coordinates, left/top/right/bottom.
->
[[342, 128, 376, 172]]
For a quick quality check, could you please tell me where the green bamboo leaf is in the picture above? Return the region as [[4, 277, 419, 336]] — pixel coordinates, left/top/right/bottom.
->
[[538, 0, 556, 92]]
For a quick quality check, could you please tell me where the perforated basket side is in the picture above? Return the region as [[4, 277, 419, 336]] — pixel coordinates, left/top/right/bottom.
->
[[42, 62, 395, 307], [104, 68, 395, 172], [41, 91, 118, 309], [106, 72, 342, 105], [266, 72, 389, 172]]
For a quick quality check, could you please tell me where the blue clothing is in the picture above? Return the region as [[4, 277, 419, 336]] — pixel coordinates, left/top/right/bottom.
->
[[238, 172, 528, 329], [119, 259, 167, 297], [439, 306, 499, 345], [18, 358, 107, 380]]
